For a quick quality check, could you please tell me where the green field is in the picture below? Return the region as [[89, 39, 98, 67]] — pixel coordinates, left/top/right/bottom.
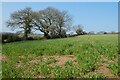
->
[[2, 34, 119, 78]]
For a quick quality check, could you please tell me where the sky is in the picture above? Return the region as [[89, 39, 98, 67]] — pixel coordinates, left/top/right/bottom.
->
[[2, 2, 118, 33], [1, 0, 119, 2]]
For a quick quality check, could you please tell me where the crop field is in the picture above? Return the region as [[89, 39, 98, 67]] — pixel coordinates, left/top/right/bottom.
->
[[1, 34, 119, 78]]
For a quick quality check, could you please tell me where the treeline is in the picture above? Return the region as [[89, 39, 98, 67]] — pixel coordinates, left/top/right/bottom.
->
[[1, 31, 119, 43], [6, 7, 72, 40], [1, 32, 45, 43], [2, 7, 119, 43]]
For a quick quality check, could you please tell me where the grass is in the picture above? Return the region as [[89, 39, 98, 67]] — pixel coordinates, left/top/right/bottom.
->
[[2, 34, 119, 78]]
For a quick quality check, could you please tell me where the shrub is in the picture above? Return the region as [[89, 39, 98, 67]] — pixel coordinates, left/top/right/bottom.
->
[[2, 33, 21, 43], [27, 37, 35, 40], [31, 36, 44, 40]]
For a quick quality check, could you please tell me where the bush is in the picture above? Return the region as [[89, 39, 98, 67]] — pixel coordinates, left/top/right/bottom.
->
[[50, 35, 67, 39], [2, 33, 45, 43], [27, 37, 35, 40], [31, 36, 44, 40], [69, 34, 78, 37], [2, 33, 21, 43]]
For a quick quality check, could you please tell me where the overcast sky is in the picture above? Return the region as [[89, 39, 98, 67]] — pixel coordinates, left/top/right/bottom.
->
[[2, 2, 118, 33]]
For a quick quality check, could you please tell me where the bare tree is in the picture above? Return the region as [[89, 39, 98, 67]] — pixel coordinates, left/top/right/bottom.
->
[[6, 7, 33, 40], [54, 11, 72, 38], [32, 7, 72, 39]]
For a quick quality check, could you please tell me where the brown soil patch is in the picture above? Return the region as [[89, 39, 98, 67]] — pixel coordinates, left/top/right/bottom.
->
[[27, 56, 43, 66], [18, 55, 25, 59], [0, 54, 7, 62], [96, 63, 114, 78], [96, 55, 117, 78], [49, 55, 76, 66], [26, 55, 76, 78], [23, 55, 77, 68], [28, 59, 41, 66], [27, 54, 37, 59], [99, 55, 115, 63], [37, 74, 43, 78], [15, 61, 23, 68], [21, 55, 76, 67]]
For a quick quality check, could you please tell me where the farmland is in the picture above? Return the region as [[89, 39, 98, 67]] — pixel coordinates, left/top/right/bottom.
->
[[2, 34, 119, 78]]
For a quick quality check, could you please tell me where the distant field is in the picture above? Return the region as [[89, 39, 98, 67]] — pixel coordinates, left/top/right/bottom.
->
[[2, 34, 119, 78]]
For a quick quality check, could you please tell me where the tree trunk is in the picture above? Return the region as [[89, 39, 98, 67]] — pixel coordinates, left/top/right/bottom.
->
[[23, 28, 28, 40], [44, 32, 50, 39]]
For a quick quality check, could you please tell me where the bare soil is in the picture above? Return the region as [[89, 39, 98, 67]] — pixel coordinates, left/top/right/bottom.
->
[[96, 63, 114, 78], [49, 55, 76, 66], [95, 55, 117, 78], [26, 55, 76, 66], [15, 55, 76, 68], [15, 61, 23, 68], [16, 54, 119, 78], [0, 54, 8, 62], [37, 74, 43, 78]]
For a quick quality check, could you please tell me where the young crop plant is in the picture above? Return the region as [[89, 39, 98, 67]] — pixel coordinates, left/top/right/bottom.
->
[[45, 57, 57, 64], [108, 62, 118, 76], [84, 73, 105, 79], [2, 34, 118, 78]]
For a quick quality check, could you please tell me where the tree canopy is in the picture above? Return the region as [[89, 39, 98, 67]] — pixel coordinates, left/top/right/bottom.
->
[[7, 7, 74, 39], [74, 24, 83, 35], [7, 7, 33, 39], [32, 7, 72, 38]]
